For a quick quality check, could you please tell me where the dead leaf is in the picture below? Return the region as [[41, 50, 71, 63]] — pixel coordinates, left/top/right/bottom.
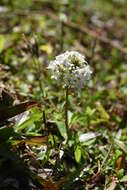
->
[[107, 179, 117, 190], [12, 136, 47, 146], [116, 156, 125, 170], [25, 136, 47, 146], [43, 179, 59, 190], [0, 101, 39, 125]]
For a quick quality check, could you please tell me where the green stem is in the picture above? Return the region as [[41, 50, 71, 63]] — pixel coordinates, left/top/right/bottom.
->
[[65, 86, 69, 136], [101, 143, 112, 169], [33, 57, 43, 95], [33, 57, 47, 129]]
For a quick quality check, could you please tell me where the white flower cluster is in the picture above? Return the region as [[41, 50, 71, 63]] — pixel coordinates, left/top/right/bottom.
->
[[48, 51, 92, 89]]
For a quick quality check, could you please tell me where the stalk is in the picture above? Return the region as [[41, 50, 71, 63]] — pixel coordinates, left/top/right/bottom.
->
[[65, 86, 69, 136], [33, 57, 47, 129]]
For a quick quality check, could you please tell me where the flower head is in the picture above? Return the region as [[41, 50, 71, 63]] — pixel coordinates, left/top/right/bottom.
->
[[48, 51, 92, 89]]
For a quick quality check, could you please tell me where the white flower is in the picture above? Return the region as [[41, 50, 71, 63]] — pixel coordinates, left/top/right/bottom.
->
[[48, 51, 92, 89]]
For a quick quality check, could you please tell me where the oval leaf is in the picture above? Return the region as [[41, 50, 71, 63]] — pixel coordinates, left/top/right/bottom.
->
[[74, 145, 81, 163]]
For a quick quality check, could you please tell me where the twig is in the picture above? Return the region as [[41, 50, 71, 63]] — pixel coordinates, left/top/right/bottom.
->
[[1, 9, 126, 54], [46, 12, 127, 55]]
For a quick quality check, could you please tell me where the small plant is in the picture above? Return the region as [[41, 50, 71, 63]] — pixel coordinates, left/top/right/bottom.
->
[[48, 51, 92, 136]]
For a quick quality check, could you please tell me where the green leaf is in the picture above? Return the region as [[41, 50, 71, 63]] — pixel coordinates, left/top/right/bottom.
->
[[15, 112, 42, 132], [114, 139, 127, 154], [68, 110, 73, 125], [86, 106, 96, 117], [74, 145, 81, 163], [56, 121, 67, 140], [0, 35, 5, 53], [120, 175, 127, 182], [96, 102, 110, 121], [117, 169, 124, 179]]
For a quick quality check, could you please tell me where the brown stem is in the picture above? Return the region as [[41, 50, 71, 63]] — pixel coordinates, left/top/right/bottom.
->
[[43, 110, 47, 129]]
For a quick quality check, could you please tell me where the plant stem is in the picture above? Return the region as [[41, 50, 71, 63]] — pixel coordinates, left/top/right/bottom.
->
[[65, 86, 69, 136], [101, 143, 112, 169], [60, 21, 64, 52], [43, 110, 47, 128], [33, 57, 43, 95], [33, 57, 47, 129]]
